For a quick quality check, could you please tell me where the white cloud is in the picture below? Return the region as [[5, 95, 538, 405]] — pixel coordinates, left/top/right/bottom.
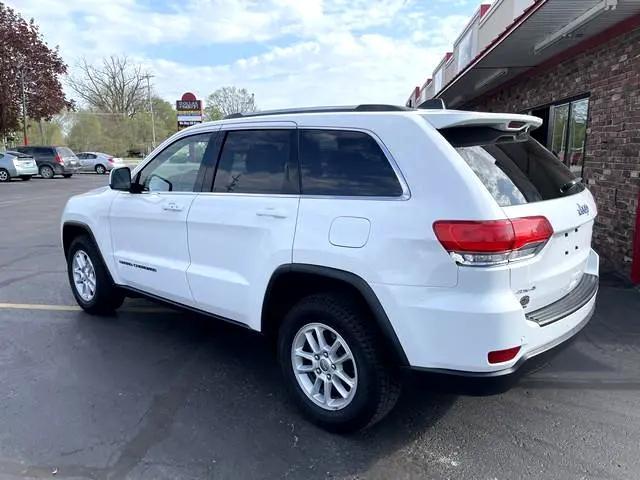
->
[[8, 0, 472, 107]]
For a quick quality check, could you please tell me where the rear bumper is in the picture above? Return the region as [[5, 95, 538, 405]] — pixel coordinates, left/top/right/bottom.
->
[[373, 249, 599, 374], [53, 164, 79, 174], [409, 296, 595, 378], [14, 164, 38, 176]]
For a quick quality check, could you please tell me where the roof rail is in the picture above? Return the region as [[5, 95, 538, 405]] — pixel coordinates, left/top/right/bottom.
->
[[417, 98, 446, 110], [223, 104, 412, 120]]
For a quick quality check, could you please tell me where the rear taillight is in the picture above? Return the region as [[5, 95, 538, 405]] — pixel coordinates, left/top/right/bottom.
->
[[433, 216, 553, 266], [107, 157, 114, 163], [54, 154, 64, 164]]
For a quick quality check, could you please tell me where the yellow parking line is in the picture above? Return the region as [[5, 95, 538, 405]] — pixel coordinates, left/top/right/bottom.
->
[[0, 303, 81, 311], [0, 302, 176, 314]]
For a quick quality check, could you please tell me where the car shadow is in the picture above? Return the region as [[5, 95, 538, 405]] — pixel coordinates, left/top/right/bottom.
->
[[66, 299, 458, 479]]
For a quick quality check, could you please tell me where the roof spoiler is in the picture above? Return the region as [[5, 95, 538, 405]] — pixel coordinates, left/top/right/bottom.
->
[[417, 98, 446, 110]]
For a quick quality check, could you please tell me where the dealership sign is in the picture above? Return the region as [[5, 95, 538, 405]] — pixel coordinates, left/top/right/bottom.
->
[[176, 92, 203, 129]]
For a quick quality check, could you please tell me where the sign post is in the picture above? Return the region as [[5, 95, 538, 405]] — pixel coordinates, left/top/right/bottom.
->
[[176, 92, 203, 130]]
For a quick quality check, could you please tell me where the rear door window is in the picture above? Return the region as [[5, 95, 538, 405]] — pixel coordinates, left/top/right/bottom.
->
[[441, 127, 584, 207], [300, 129, 403, 197], [34, 147, 53, 157], [213, 129, 297, 194]]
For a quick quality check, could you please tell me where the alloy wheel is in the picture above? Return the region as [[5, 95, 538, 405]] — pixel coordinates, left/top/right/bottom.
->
[[291, 322, 358, 410], [72, 250, 97, 302], [0, 169, 9, 182], [40, 166, 54, 179]]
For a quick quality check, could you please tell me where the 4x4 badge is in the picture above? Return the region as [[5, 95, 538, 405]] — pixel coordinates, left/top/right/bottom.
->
[[577, 203, 589, 216]]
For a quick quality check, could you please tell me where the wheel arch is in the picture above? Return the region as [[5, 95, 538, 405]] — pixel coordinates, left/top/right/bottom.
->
[[262, 264, 409, 366], [63, 220, 120, 286], [62, 221, 96, 257]]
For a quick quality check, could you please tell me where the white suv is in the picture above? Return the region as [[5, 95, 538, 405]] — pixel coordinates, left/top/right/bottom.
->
[[61, 105, 599, 431]]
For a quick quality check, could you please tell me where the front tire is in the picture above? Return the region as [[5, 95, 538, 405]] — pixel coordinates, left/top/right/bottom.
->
[[40, 165, 54, 179], [67, 235, 124, 314], [278, 293, 400, 432]]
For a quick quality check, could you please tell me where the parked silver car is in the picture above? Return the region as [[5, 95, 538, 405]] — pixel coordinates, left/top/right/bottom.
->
[[76, 152, 124, 174], [0, 151, 38, 182]]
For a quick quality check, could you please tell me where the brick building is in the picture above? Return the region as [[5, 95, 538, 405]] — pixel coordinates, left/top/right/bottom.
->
[[408, 0, 640, 283]]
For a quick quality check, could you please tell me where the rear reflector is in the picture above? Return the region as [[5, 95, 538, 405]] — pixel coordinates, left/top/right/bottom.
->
[[433, 216, 553, 266], [488, 346, 521, 364]]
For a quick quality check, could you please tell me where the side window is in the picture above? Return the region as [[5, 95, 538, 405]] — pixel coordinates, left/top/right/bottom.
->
[[35, 147, 52, 157], [300, 129, 403, 196], [137, 133, 212, 192], [213, 129, 296, 194]]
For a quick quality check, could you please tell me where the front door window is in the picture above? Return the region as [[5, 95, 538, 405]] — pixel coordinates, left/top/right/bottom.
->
[[136, 133, 213, 192]]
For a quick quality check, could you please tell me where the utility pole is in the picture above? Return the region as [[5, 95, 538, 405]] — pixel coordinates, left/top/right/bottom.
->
[[144, 74, 157, 149], [20, 69, 28, 146]]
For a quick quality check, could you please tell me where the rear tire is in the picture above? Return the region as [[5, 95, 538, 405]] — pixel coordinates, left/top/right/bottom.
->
[[0, 168, 9, 182], [277, 293, 401, 432], [40, 165, 54, 179], [67, 235, 125, 314], [21, 175, 32, 181], [95, 164, 106, 174]]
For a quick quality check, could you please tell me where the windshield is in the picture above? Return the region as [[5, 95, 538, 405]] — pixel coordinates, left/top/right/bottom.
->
[[440, 127, 585, 207]]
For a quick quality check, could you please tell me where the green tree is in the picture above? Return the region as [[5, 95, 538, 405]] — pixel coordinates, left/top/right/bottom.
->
[[152, 96, 178, 140], [66, 112, 103, 152], [26, 117, 64, 145]]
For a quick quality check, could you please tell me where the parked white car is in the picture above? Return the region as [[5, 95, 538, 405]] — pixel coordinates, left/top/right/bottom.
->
[[76, 152, 124, 174], [61, 104, 599, 431], [0, 150, 38, 182]]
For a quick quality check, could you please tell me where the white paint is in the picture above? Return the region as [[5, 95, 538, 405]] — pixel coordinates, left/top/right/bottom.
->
[[61, 108, 599, 373]]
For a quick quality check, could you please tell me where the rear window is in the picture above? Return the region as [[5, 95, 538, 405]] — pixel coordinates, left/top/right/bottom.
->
[[7, 151, 32, 159], [56, 147, 76, 158], [441, 127, 584, 207]]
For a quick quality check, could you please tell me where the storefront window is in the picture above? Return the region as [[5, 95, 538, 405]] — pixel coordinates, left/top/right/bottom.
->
[[548, 98, 589, 176], [550, 103, 569, 162], [567, 99, 588, 175]]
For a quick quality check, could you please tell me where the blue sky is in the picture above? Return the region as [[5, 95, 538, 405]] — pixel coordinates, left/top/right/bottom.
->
[[10, 0, 481, 108]]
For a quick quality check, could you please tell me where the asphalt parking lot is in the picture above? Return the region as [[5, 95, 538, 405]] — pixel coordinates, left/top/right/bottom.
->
[[1, 174, 640, 480]]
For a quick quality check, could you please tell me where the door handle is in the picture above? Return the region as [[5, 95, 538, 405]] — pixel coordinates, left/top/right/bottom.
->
[[256, 208, 287, 219], [162, 201, 183, 212]]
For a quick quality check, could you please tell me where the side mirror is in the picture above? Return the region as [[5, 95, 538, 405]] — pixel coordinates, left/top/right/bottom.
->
[[109, 166, 132, 191]]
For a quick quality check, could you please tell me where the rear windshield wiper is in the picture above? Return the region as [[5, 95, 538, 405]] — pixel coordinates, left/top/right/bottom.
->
[[560, 177, 583, 194]]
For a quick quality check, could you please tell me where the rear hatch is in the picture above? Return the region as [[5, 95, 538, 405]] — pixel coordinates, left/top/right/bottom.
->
[[56, 147, 79, 167], [8, 151, 36, 167], [437, 119, 596, 311]]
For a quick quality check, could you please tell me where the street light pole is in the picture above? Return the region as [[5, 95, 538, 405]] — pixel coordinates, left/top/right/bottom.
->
[[144, 74, 157, 149]]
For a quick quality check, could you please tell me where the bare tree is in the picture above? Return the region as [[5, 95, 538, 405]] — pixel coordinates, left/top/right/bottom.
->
[[68, 56, 147, 117], [205, 86, 257, 119]]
